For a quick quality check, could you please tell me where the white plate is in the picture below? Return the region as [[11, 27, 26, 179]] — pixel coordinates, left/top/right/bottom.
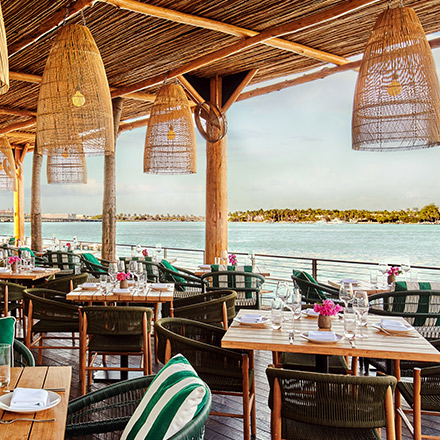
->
[[301, 332, 343, 344], [80, 283, 98, 291], [372, 323, 414, 334], [234, 316, 269, 327], [0, 391, 61, 413], [302, 310, 319, 319], [150, 283, 171, 291], [32, 267, 46, 272], [0, 268, 11, 273]]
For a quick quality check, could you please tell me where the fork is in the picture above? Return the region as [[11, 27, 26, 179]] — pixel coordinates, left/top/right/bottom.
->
[[0, 418, 56, 424]]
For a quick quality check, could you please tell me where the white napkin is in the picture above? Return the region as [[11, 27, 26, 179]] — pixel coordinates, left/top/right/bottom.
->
[[341, 278, 358, 284], [113, 287, 131, 293], [306, 309, 320, 316], [308, 331, 337, 341], [198, 264, 211, 269], [240, 314, 263, 324], [381, 319, 408, 331], [9, 388, 50, 409]]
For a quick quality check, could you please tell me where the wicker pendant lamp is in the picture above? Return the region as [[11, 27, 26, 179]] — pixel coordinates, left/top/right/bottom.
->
[[0, 137, 16, 191], [0, 1, 8, 94], [37, 24, 114, 158], [47, 149, 87, 184], [352, 6, 440, 151], [144, 82, 196, 174]]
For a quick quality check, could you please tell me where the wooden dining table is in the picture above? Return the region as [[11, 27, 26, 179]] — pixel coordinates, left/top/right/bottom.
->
[[0, 267, 60, 281], [0, 366, 71, 440]]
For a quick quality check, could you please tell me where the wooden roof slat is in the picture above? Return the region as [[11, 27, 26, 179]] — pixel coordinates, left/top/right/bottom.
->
[[0, 106, 37, 117], [100, 0, 350, 65], [110, 0, 380, 98], [223, 68, 258, 111], [0, 118, 36, 135]]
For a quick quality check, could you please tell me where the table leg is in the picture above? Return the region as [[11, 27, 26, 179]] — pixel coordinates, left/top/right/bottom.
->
[[316, 355, 329, 373], [394, 359, 402, 440]]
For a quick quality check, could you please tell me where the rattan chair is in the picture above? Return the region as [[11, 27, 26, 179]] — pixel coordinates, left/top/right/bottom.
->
[[397, 366, 440, 440], [266, 366, 396, 440], [13, 339, 35, 367], [79, 306, 153, 395], [80, 253, 110, 278], [22, 288, 80, 364], [155, 317, 256, 440], [44, 250, 82, 274], [366, 290, 440, 376], [35, 272, 88, 293], [201, 270, 265, 310], [173, 289, 237, 328], [292, 270, 340, 304], [159, 262, 206, 297], [0, 280, 26, 319], [65, 374, 212, 439]]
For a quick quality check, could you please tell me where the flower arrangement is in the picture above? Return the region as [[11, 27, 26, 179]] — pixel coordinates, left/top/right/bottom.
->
[[66, 243, 71, 249], [142, 249, 149, 257], [116, 272, 129, 281], [228, 254, 237, 266], [314, 299, 342, 316], [387, 266, 402, 276], [8, 256, 20, 265]]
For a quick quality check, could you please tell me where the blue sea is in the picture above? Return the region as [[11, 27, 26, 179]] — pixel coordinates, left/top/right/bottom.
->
[[0, 221, 438, 267]]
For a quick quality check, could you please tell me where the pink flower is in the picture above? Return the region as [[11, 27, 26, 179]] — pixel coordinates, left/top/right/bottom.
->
[[142, 249, 148, 257], [8, 256, 20, 264], [116, 272, 129, 281], [66, 243, 71, 248], [228, 254, 237, 266], [387, 266, 402, 276], [313, 300, 342, 316]]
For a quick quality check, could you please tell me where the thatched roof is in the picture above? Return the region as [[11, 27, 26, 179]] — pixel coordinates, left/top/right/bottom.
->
[[2, 0, 440, 149]]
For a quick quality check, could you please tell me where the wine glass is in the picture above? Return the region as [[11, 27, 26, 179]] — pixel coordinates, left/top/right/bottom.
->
[[401, 258, 411, 281], [136, 244, 142, 255], [220, 250, 228, 266], [344, 307, 356, 346], [378, 262, 389, 287], [155, 243, 162, 262], [287, 282, 302, 322], [276, 281, 289, 320], [339, 282, 353, 308], [108, 262, 118, 285], [352, 290, 369, 338]]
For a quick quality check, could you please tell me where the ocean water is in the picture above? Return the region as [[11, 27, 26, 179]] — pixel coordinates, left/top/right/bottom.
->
[[0, 221, 439, 267]]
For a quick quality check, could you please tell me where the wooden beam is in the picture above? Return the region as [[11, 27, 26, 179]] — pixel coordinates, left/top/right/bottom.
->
[[111, 0, 380, 98], [178, 75, 205, 105], [31, 149, 43, 251], [0, 106, 37, 117], [10, 71, 41, 84], [0, 119, 36, 135], [118, 116, 149, 132], [8, 0, 96, 57], [6, 131, 35, 142], [238, 60, 362, 101], [223, 69, 258, 112], [120, 91, 155, 101], [99, 0, 350, 65], [13, 149, 24, 243]]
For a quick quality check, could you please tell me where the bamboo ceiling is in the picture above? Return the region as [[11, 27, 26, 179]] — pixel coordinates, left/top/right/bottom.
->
[[1, 0, 440, 148]]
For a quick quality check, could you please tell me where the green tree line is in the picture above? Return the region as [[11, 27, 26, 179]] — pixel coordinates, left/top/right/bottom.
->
[[228, 204, 440, 224]]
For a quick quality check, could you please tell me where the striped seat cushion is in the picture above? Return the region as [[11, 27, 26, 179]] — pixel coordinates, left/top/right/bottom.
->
[[395, 281, 440, 291], [121, 354, 209, 440]]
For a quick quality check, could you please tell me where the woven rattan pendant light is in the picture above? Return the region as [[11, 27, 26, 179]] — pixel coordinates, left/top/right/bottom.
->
[[0, 1, 8, 94], [47, 149, 87, 184], [144, 82, 196, 174], [352, 6, 440, 151], [37, 24, 114, 158], [0, 137, 16, 191]]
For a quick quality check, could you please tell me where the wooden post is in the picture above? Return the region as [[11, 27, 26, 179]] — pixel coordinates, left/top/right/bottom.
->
[[205, 75, 227, 264], [101, 97, 123, 261], [31, 148, 43, 251], [13, 149, 24, 244]]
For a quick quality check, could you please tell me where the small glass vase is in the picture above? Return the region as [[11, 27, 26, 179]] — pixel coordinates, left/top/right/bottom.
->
[[318, 315, 332, 330]]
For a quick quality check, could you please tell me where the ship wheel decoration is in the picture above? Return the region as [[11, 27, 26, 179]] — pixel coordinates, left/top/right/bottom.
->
[[194, 101, 227, 143]]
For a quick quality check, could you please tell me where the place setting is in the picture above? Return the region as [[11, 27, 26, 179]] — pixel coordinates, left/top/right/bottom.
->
[[372, 318, 419, 337]]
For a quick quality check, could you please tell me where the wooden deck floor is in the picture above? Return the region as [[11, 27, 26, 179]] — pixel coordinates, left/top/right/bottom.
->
[[25, 331, 440, 440]]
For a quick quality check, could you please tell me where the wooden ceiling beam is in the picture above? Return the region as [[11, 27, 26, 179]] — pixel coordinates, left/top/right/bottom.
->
[[110, 0, 380, 98], [10, 71, 41, 84], [0, 106, 37, 117], [8, 0, 97, 57], [178, 75, 205, 105], [100, 0, 349, 65], [223, 69, 258, 112], [118, 116, 150, 132], [6, 131, 35, 142], [0, 119, 36, 135]]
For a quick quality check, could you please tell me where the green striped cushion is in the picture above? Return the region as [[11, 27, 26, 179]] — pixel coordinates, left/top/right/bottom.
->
[[121, 354, 209, 440], [395, 281, 440, 291]]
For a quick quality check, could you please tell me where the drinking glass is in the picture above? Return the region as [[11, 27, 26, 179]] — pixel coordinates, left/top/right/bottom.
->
[[108, 262, 118, 285], [339, 282, 353, 308], [271, 297, 283, 330], [369, 269, 378, 287], [353, 290, 369, 338], [378, 262, 389, 286], [99, 275, 108, 293], [0, 344, 11, 389], [117, 260, 126, 273], [276, 281, 289, 319], [136, 245, 142, 255], [220, 250, 228, 265], [344, 307, 356, 345], [290, 282, 302, 320], [155, 244, 163, 262], [401, 258, 411, 280], [30, 256, 35, 269]]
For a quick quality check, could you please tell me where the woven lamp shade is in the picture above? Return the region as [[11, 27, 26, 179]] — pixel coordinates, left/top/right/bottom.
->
[[352, 7, 440, 151], [0, 1, 8, 94], [37, 24, 114, 157], [144, 83, 196, 174], [47, 149, 87, 184], [0, 137, 16, 191]]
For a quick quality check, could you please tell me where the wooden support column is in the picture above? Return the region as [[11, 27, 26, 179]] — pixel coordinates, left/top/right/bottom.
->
[[101, 97, 123, 261], [13, 149, 24, 244], [205, 75, 228, 264], [31, 148, 43, 251]]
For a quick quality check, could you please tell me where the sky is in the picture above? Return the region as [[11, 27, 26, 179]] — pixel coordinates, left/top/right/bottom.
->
[[1, 50, 440, 216]]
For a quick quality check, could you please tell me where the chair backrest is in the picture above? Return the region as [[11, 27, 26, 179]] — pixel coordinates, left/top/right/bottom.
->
[[292, 270, 327, 303], [81, 253, 108, 274], [81, 306, 153, 335], [266, 367, 396, 433], [23, 288, 79, 322], [173, 290, 237, 327], [201, 270, 264, 310], [42, 272, 88, 293], [369, 290, 440, 340], [44, 250, 82, 272], [0, 280, 26, 303], [395, 281, 440, 291], [13, 339, 35, 367]]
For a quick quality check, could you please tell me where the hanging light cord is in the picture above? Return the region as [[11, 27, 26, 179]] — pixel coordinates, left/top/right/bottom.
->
[[62, 4, 70, 26], [81, 10, 87, 27]]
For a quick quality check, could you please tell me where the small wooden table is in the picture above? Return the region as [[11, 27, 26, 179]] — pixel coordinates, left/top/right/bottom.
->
[[0, 267, 60, 281], [0, 366, 71, 440]]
